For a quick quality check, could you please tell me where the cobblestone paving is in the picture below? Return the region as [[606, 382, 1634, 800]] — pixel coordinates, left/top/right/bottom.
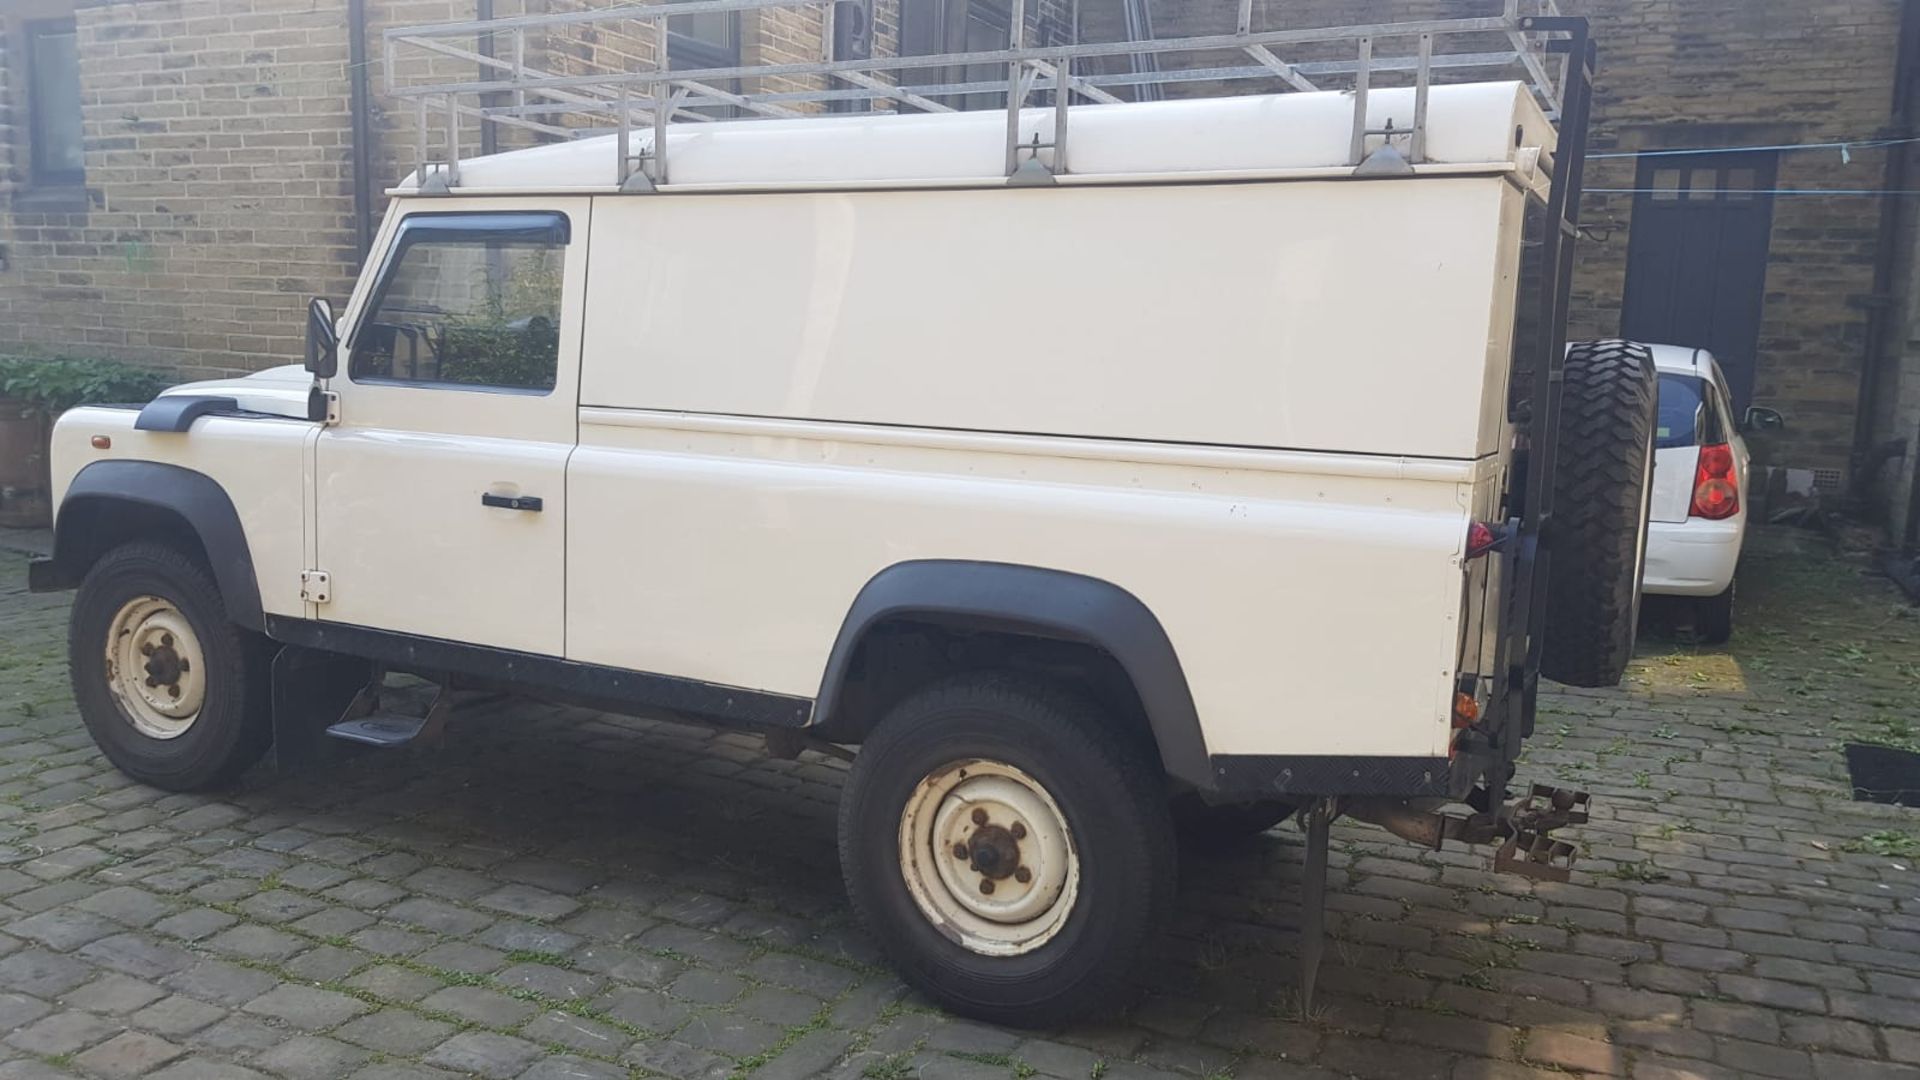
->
[[1, 530, 1918, 1079]]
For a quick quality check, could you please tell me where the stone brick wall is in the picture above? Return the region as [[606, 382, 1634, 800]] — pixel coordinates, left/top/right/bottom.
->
[[0, 0, 362, 377], [1075, 0, 1904, 477], [0, 0, 1909, 484]]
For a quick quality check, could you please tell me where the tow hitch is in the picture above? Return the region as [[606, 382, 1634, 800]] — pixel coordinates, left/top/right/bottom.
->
[[1292, 784, 1591, 1010]]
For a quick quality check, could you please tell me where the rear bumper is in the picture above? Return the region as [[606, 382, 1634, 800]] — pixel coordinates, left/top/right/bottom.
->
[[1643, 518, 1743, 597]]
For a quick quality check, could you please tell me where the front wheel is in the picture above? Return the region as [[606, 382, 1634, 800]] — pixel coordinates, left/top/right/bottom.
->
[[838, 674, 1175, 1028], [69, 542, 272, 790]]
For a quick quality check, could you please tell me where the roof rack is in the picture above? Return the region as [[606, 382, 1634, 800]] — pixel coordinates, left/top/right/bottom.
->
[[384, 0, 1578, 193]]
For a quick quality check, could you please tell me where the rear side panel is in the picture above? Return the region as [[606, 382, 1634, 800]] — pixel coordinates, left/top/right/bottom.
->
[[566, 414, 1474, 760]]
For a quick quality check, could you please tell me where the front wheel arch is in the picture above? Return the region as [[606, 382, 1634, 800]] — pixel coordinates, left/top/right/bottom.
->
[[45, 461, 264, 632]]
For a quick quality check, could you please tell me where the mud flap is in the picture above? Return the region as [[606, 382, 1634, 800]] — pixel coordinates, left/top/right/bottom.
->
[[270, 645, 373, 772]]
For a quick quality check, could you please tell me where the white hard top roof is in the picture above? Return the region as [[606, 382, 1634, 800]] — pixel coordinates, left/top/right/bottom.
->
[[397, 81, 1555, 192], [1647, 344, 1721, 379]]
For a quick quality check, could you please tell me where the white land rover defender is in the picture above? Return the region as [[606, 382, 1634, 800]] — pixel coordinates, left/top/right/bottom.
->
[[28, 4, 1652, 1025]]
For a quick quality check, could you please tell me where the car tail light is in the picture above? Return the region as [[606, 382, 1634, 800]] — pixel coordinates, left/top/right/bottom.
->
[[1691, 444, 1740, 520]]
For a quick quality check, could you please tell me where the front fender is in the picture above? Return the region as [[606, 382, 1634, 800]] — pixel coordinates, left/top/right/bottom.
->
[[39, 460, 265, 632]]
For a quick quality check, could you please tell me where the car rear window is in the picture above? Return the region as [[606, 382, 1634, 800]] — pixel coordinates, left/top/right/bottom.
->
[[1657, 373, 1704, 450]]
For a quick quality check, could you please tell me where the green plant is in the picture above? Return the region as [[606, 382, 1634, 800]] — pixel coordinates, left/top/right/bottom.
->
[[0, 356, 172, 416], [1842, 830, 1919, 858]]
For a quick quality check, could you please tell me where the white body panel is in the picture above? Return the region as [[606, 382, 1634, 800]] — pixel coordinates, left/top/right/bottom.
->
[[581, 180, 1524, 461], [49, 406, 314, 619], [1643, 346, 1749, 597], [565, 410, 1475, 757]]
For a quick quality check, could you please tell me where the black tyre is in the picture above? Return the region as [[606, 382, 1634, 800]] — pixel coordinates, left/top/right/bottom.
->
[[69, 542, 272, 790], [1171, 794, 1295, 851], [1540, 340, 1657, 689], [838, 674, 1175, 1028], [1693, 582, 1735, 645]]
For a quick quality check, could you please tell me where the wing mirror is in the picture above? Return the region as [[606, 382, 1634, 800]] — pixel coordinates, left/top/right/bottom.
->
[[305, 297, 339, 378], [1742, 406, 1786, 434]]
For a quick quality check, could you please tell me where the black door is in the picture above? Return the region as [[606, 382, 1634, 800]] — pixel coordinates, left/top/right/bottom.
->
[[1620, 152, 1778, 411]]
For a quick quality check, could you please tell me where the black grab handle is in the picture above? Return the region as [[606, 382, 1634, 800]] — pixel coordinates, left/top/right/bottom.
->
[[481, 493, 543, 512]]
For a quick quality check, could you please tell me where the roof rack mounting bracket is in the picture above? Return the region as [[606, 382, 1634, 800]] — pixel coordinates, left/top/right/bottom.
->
[[1008, 134, 1059, 188], [417, 166, 454, 195]]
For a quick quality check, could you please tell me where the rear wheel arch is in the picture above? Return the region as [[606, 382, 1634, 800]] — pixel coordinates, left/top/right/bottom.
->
[[48, 461, 264, 632], [811, 561, 1211, 789]]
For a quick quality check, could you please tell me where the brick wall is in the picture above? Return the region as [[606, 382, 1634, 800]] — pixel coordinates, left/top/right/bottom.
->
[[0, 0, 362, 377], [1076, 0, 1904, 476], [0, 0, 1907, 483]]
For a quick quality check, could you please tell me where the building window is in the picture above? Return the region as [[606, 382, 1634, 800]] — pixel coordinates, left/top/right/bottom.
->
[[901, 1, 1064, 110], [26, 18, 84, 187], [667, 1, 739, 116], [667, 4, 739, 71]]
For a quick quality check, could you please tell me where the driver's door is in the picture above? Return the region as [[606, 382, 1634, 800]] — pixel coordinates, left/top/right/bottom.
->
[[314, 200, 589, 655]]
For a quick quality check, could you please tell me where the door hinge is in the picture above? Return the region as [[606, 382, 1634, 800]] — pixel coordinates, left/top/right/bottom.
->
[[309, 388, 341, 426], [300, 570, 332, 604]]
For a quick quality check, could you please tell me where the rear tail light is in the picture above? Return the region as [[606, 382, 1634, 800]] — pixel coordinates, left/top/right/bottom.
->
[[1690, 444, 1740, 520]]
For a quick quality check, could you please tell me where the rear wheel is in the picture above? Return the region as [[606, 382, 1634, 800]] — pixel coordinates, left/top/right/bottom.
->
[[838, 674, 1174, 1028], [69, 543, 271, 790], [1694, 582, 1735, 645], [1540, 340, 1657, 689]]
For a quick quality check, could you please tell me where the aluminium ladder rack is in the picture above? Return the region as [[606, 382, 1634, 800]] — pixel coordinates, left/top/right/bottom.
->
[[383, 0, 1579, 193]]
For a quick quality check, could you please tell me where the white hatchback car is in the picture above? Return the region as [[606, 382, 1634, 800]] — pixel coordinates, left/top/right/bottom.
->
[[1643, 344, 1783, 642]]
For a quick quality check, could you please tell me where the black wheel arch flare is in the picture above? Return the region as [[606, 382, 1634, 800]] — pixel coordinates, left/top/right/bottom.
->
[[38, 460, 266, 632], [810, 560, 1213, 789]]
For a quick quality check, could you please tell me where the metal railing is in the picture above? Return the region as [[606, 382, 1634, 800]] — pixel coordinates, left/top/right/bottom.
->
[[383, 0, 1575, 192]]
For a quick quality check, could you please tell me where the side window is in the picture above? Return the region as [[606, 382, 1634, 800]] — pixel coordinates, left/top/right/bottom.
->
[[350, 213, 569, 393], [1655, 373, 1704, 450]]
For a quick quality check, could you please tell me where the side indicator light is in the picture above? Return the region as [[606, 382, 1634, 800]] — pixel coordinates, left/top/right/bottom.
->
[[1453, 693, 1481, 729], [1466, 521, 1506, 560], [90, 435, 111, 449]]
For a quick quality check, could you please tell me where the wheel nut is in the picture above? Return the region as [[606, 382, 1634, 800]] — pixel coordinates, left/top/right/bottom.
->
[[1014, 866, 1031, 883], [140, 643, 155, 656], [167, 686, 180, 699], [161, 633, 174, 647], [1010, 823, 1027, 840], [145, 677, 159, 688], [971, 808, 988, 825], [179, 659, 190, 673], [952, 843, 970, 860], [979, 880, 995, 895]]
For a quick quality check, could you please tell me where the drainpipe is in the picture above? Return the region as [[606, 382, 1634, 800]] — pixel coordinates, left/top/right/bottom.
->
[[477, 0, 497, 156], [1896, 0, 1920, 553], [347, 0, 375, 260], [1859, 0, 1920, 522]]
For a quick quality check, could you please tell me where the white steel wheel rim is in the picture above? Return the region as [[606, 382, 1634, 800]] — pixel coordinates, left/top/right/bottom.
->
[[898, 759, 1079, 957], [103, 596, 206, 740]]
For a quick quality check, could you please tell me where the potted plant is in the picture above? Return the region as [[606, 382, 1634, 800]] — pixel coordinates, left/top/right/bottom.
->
[[0, 357, 172, 528]]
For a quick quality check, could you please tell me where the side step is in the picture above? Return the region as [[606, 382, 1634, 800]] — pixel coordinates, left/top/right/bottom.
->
[[326, 713, 429, 747], [323, 676, 455, 751]]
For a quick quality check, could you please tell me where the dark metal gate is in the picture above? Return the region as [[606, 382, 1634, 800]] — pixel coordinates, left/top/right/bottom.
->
[[1621, 151, 1778, 411]]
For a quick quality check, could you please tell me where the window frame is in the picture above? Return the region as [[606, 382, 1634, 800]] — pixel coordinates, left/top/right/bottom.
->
[[25, 16, 85, 188], [346, 211, 572, 397]]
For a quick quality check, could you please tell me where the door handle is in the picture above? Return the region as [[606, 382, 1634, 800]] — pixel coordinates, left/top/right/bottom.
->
[[481, 493, 543, 512]]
